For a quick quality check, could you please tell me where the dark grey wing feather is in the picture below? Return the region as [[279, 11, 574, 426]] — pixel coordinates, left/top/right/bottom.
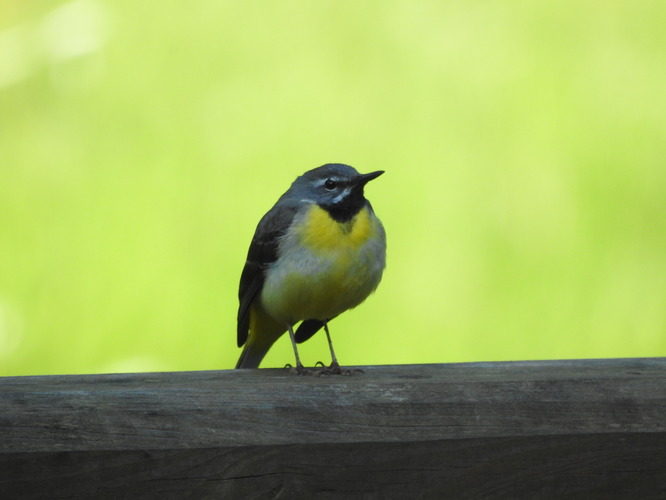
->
[[237, 203, 299, 347], [236, 261, 263, 347]]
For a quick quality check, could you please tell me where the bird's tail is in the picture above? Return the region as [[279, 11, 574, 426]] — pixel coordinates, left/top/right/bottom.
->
[[235, 342, 272, 369], [235, 308, 286, 369]]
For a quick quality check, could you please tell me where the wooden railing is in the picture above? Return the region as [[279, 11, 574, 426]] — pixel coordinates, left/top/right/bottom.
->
[[1, 358, 665, 498]]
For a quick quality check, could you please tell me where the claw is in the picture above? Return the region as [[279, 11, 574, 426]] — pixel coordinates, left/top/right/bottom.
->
[[284, 361, 363, 376], [319, 362, 364, 376], [284, 363, 310, 376]]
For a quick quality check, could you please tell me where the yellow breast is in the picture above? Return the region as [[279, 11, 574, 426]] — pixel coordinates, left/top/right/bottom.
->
[[297, 205, 374, 252], [260, 204, 386, 323]]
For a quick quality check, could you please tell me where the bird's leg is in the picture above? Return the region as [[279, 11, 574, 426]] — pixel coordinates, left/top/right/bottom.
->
[[323, 321, 340, 372], [287, 324, 308, 375], [320, 322, 364, 376]]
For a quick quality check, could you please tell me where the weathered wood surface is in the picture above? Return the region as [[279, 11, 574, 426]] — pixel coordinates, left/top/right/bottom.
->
[[1, 358, 665, 498]]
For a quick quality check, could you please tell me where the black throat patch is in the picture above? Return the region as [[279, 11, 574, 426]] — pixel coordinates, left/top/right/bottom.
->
[[320, 190, 366, 223]]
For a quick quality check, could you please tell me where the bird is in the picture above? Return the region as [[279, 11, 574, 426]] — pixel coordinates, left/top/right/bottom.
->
[[235, 163, 386, 374]]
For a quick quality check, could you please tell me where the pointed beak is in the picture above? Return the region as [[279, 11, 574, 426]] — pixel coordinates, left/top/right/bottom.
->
[[356, 170, 384, 186]]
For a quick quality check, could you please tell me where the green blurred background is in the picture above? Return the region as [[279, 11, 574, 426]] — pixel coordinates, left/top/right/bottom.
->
[[1, 1, 664, 376]]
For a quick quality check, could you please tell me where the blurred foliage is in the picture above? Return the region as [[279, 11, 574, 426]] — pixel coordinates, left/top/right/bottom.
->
[[1, 0, 664, 375]]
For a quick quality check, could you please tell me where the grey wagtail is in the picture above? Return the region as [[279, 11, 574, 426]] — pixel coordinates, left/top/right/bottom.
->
[[235, 163, 386, 374]]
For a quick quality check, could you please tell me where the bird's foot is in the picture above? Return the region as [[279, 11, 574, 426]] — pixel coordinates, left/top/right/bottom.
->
[[284, 363, 317, 376], [285, 362, 364, 376], [315, 361, 364, 376]]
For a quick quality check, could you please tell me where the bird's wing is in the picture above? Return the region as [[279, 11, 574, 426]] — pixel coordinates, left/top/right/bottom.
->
[[237, 203, 299, 347]]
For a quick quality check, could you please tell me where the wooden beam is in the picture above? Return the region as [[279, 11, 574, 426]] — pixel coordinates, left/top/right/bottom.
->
[[1, 358, 665, 498]]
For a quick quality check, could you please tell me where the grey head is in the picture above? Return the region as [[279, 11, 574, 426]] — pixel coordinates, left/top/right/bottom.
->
[[284, 163, 384, 222]]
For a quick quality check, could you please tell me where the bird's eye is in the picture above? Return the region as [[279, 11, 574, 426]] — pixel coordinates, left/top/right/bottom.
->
[[324, 179, 337, 190]]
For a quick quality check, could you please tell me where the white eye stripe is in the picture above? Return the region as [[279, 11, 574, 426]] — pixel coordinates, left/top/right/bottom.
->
[[332, 186, 352, 204]]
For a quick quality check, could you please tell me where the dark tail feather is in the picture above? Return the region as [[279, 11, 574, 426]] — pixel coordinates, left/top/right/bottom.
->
[[235, 342, 270, 369]]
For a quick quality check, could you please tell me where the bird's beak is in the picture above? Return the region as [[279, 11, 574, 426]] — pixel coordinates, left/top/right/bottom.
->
[[357, 170, 384, 186]]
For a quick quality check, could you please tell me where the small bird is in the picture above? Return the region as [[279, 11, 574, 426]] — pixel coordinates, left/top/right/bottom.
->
[[235, 163, 386, 374]]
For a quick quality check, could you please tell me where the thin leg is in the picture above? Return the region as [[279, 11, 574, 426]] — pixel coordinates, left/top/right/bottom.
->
[[287, 324, 306, 375], [323, 321, 339, 368], [321, 322, 363, 375]]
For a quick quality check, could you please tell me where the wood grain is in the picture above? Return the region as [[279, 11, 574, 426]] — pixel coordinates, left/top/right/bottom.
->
[[1, 358, 665, 498]]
